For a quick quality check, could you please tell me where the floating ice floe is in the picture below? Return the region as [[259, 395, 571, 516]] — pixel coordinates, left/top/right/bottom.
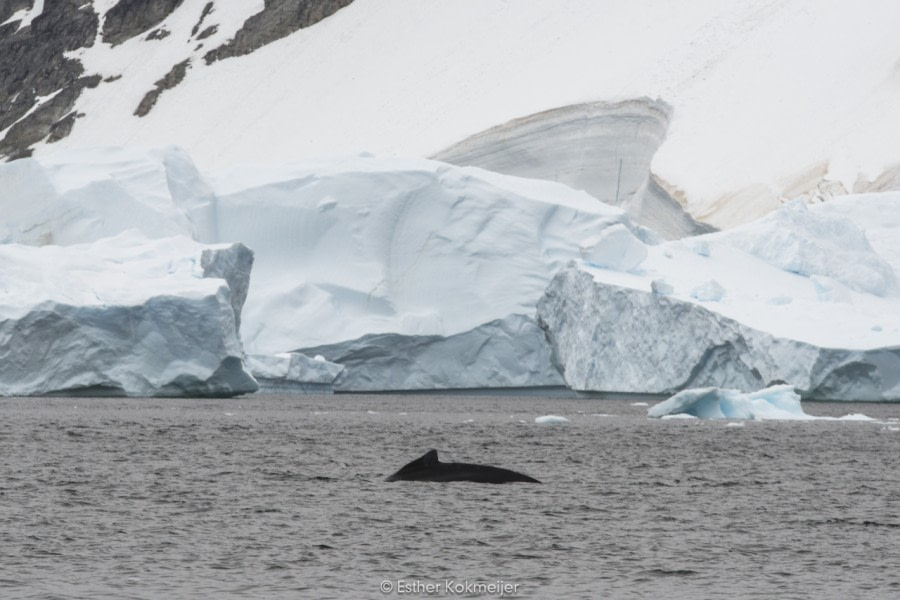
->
[[244, 352, 344, 394], [535, 415, 570, 425], [647, 385, 873, 421]]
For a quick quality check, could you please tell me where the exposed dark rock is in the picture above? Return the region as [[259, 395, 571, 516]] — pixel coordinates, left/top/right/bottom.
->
[[196, 25, 217, 41], [145, 27, 170, 41], [0, 0, 99, 160], [204, 0, 354, 65], [190, 1, 213, 37], [0, 0, 33, 25], [46, 110, 84, 143], [102, 0, 184, 46], [134, 59, 190, 117]]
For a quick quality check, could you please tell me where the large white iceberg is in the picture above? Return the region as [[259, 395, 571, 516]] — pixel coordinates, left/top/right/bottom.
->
[[0, 147, 654, 391], [537, 194, 900, 400], [0, 232, 257, 397]]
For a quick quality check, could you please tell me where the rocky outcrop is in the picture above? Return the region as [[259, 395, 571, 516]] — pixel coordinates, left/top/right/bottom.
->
[[433, 99, 713, 240], [101, 0, 184, 46], [537, 265, 900, 401], [0, 0, 99, 159], [203, 0, 354, 64], [134, 59, 190, 117], [297, 314, 564, 392]]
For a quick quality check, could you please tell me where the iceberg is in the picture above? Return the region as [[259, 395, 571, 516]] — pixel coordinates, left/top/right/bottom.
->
[[648, 385, 810, 420], [648, 385, 874, 421], [245, 353, 344, 394], [535, 415, 570, 425], [0, 232, 257, 397], [537, 194, 900, 401], [0, 147, 656, 391]]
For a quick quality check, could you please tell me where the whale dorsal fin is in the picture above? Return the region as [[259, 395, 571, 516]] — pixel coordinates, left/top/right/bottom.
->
[[421, 449, 439, 466]]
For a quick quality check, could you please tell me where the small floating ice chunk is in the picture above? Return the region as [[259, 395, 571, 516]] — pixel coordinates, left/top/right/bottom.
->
[[838, 414, 874, 421], [661, 413, 698, 420], [535, 415, 570, 424], [630, 402, 649, 406], [725, 422, 745, 428], [648, 385, 872, 421]]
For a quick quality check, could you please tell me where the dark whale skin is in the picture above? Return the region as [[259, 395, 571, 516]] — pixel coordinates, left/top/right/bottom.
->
[[386, 449, 541, 484]]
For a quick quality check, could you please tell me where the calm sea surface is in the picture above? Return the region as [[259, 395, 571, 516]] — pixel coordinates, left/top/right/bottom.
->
[[2, 394, 900, 599]]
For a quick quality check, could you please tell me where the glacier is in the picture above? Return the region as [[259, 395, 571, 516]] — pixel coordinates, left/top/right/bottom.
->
[[4, 145, 900, 397], [0, 146, 655, 392], [0, 232, 257, 397], [537, 196, 900, 400]]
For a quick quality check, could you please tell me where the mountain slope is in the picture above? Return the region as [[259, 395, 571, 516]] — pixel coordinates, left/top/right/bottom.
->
[[2, 0, 900, 228]]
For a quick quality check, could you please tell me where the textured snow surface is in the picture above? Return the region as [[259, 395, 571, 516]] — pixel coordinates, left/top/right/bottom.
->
[[30, 0, 900, 227], [0, 232, 257, 397]]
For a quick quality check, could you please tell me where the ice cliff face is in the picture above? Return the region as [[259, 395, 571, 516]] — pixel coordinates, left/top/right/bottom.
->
[[538, 265, 900, 401], [297, 314, 564, 392], [205, 154, 657, 356], [433, 99, 713, 240], [0, 233, 257, 397]]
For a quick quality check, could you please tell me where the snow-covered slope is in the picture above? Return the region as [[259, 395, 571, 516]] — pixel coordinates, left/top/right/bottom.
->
[[0, 232, 257, 397], [4, 0, 898, 227]]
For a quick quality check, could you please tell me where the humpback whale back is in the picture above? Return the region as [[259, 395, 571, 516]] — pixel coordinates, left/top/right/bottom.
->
[[385, 449, 541, 484]]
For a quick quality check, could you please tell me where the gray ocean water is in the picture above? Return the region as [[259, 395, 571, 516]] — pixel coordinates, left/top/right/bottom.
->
[[2, 393, 899, 600]]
